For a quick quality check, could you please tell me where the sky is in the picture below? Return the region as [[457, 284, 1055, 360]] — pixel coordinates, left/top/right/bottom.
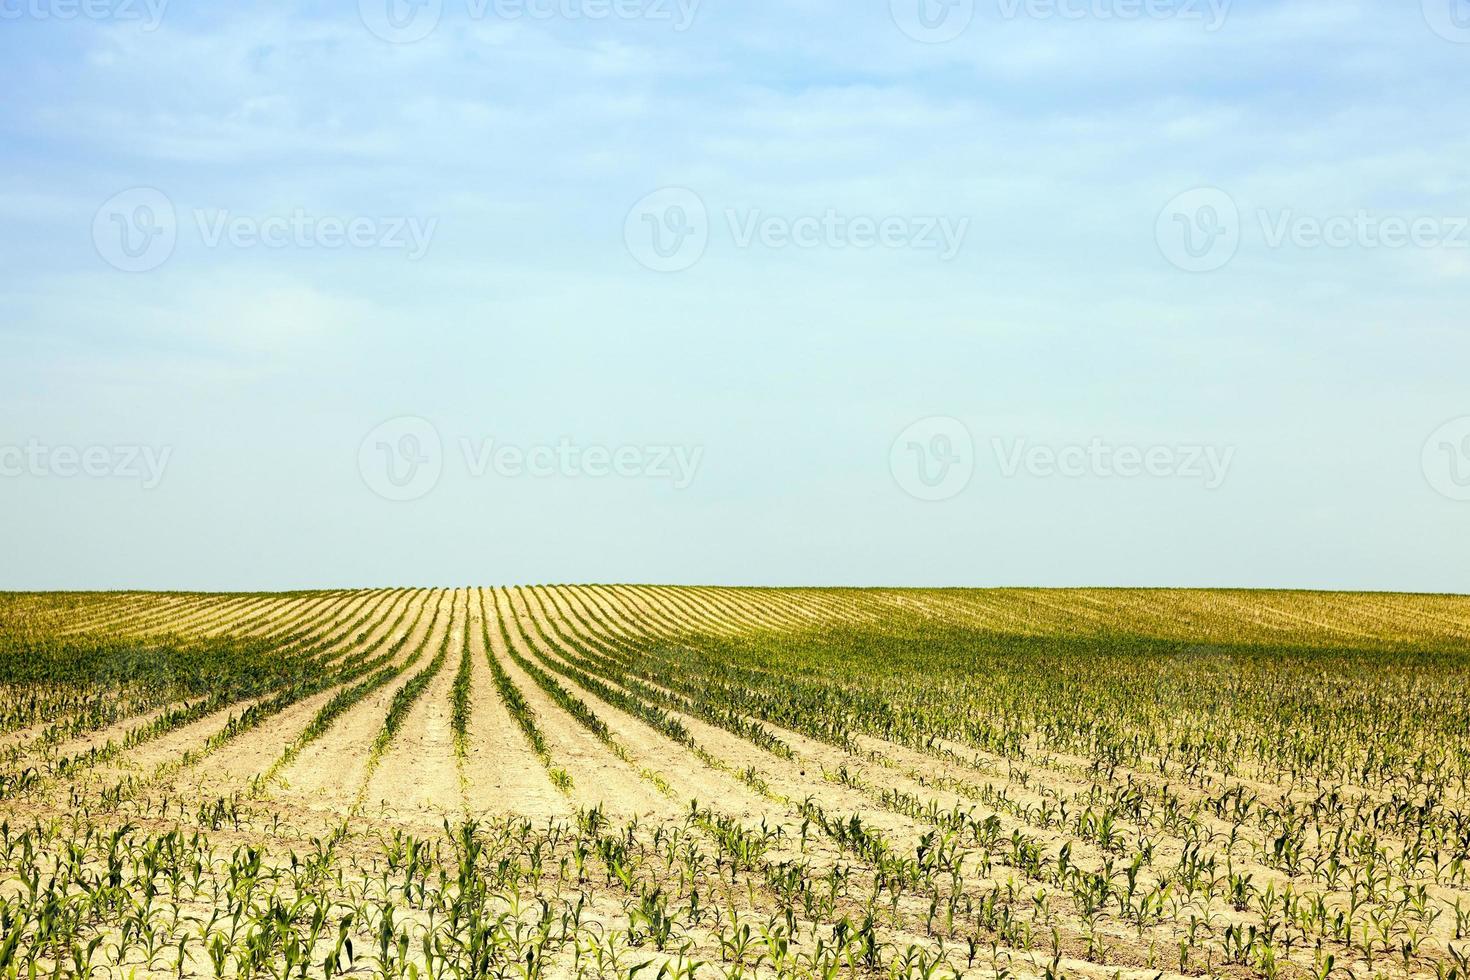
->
[[1, 0, 1468, 592]]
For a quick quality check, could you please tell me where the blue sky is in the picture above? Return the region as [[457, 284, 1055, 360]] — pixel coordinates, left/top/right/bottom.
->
[[2, 0, 1468, 591]]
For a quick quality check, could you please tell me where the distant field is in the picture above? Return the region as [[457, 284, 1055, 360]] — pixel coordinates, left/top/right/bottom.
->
[[2, 587, 1469, 979]]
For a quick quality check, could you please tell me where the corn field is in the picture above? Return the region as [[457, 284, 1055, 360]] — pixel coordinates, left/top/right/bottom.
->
[[1, 587, 1469, 980]]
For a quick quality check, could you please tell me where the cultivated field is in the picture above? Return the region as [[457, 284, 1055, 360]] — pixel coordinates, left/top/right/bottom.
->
[[2, 588, 1469, 980]]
